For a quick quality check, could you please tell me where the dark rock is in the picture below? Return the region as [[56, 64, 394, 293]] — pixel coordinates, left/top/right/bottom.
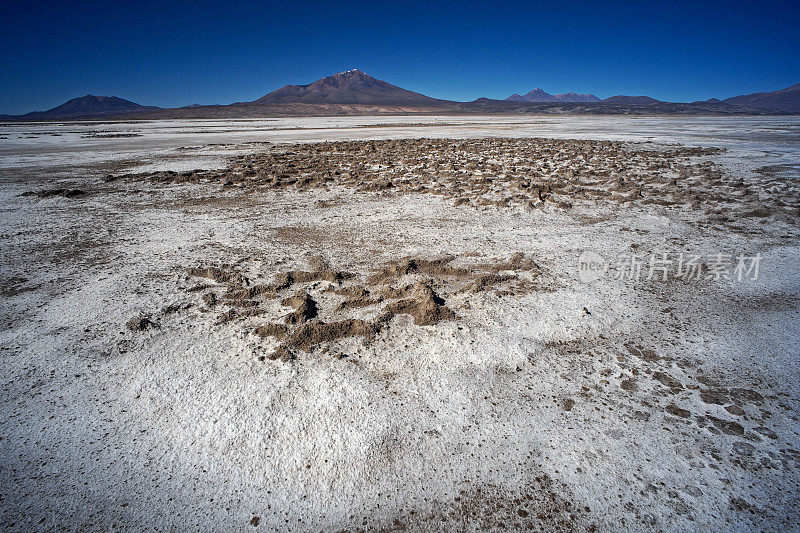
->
[[126, 315, 155, 331], [666, 404, 691, 418]]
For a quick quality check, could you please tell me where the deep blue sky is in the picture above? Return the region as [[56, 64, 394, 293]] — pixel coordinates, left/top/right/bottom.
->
[[1, 0, 798, 113]]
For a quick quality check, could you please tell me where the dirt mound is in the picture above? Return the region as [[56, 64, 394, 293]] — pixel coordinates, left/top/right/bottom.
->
[[494, 252, 540, 272], [254, 323, 289, 339], [264, 282, 454, 358], [225, 285, 278, 302], [373, 253, 542, 296], [216, 307, 262, 324], [24, 188, 86, 199], [368, 255, 467, 284], [188, 266, 242, 285], [384, 282, 455, 326], [112, 137, 796, 224], [111, 137, 798, 225], [184, 253, 543, 361], [339, 296, 383, 310], [284, 315, 389, 352], [281, 291, 318, 324], [460, 273, 515, 293], [268, 261, 352, 290]]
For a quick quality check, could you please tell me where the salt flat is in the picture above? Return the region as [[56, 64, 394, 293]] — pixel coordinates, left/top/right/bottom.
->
[[0, 116, 799, 531]]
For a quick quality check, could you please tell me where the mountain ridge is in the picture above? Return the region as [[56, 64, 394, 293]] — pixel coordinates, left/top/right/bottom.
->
[[603, 95, 662, 104], [505, 88, 601, 103], [723, 83, 800, 113], [2, 71, 798, 120]]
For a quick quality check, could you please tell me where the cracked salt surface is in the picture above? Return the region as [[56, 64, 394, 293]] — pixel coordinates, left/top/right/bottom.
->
[[0, 116, 799, 531]]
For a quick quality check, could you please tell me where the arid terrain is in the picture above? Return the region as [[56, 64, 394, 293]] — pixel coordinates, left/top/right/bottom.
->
[[1, 116, 799, 531]]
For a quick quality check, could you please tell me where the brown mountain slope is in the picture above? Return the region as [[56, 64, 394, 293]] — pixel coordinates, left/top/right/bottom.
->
[[603, 95, 661, 104], [723, 83, 800, 113], [251, 69, 442, 105], [0, 95, 157, 121]]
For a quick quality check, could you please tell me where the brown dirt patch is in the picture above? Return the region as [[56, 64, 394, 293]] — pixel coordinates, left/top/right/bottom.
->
[[184, 252, 544, 361]]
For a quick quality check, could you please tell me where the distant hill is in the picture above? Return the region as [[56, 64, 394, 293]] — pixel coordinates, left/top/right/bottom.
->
[[2, 72, 797, 121], [252, 69, 441, 105], [43, 95, 144, 116], [506, 89, 555, 102], [723, 83, 800, 113], [462, 97, 767, 116], [555, 92, 601, 103], [506, 88, 600, 103], [1, 95, 157, 121], [603, 95, 661, 104]]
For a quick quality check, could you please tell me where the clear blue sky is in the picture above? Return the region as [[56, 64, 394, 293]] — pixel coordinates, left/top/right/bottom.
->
[[1, 0, 798, 113]]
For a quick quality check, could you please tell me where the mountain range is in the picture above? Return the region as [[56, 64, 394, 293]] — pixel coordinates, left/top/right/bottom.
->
[[505, 88, 601, 103], [1, 70, 798, 121]]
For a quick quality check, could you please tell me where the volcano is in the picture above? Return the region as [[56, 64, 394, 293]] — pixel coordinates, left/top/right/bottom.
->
[[251, 69, 441, 105]]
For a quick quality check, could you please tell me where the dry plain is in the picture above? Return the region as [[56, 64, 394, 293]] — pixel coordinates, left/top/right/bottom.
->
[[1, 116, 799, 531]]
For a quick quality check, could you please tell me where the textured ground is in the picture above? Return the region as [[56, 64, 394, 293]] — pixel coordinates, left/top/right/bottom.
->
[[1, 118, 799, 531]]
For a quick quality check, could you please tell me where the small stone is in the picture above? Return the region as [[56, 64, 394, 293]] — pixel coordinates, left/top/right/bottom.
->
[[665, 404, 691, 418], [653, 371, 683, 390], [700, 390, 729, 405], [732, 442, 755, 456], [707, 416, 744, 436], [126, 315, 154, 331], [725, 404, 745, 416]]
